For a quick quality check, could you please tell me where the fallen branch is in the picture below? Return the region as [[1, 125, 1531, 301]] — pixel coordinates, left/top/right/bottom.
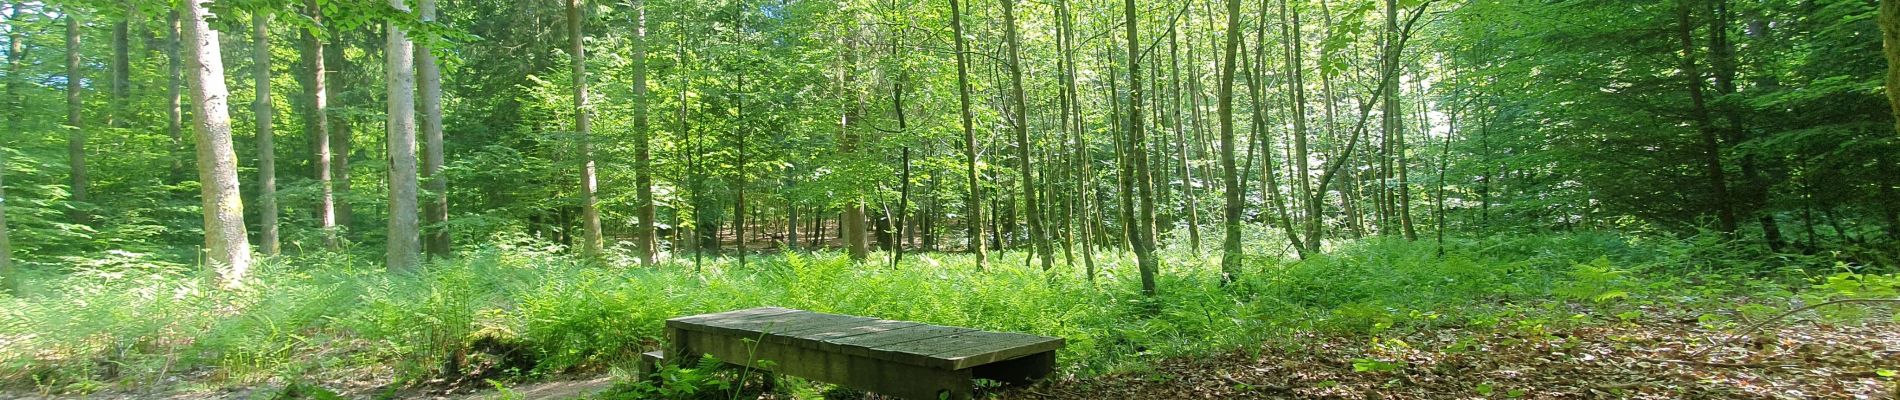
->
[[1683, 298, 1900, 360]]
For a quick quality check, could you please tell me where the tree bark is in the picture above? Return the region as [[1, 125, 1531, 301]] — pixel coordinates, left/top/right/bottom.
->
[[568, 0, 604, 261], [1000, 0, 1051, 272], [110, 6, 128, 129], [1385, 0, 1417, 241], [2, 0, 20, 295], [420, 0, 449, 258], [1218, 0, 1245, 284], [1058, 0, 1095, 279], [1886, 0, 1900, 140], [1676, 0, 1737, 234], [632, 0, 656, 266], [387, 0, 421, 272], [66, 15, 88, 213], [169, 11, 186, 183], [253, 12, 280, 256], [299, 0, 337, 251], [0, 136, 10, 295], [1125, 0, 1159, 296], [184, 0, 253, 286], [950, 0, 986, 269], [328, 30, 354, 232], [1282, 0, 1318, 257]]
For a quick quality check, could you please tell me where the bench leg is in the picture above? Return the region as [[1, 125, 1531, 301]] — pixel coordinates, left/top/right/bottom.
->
[[971, 351, 1056, 386]]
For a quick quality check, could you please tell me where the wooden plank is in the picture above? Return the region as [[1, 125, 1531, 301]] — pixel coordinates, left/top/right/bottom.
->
[[681, 329, 975, 400], [825, 325, 975, 363], [795, 320, 922, 342], [750, 313, 877, 336], [667, 306, 797, 326], [670, 308, 816, 336], [877, 331, 1049, 369], [929, 335, 1065, 370]]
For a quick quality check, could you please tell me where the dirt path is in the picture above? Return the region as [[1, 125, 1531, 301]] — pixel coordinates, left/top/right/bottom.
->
[[997, 321, 1899, 399]]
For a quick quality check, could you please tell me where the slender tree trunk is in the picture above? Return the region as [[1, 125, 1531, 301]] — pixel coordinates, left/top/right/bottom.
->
[[1317, 0, 1360, 237], [1125, 0, 1159, 296], [184, 0, 253, 286], [568, 0, 604, 260], [950, 0, 986, 269], [1001, 0, 1051, 271], [387, 0, 421, 272], [169, 11, 186, 183], [838, 28, 868, 263], [328, 33, 354, 232], [1676, 0, 1737, 234], [1059, 0, 1095, 279], [1217, 0, 1244, 284], [892, 69, 911, 268], [1885, 0, 1900, 139], [1708, 0, 1779, 249], [1384, 0, 1417, 241], [1877, 0, 1900, 241], [110, 6, 128, 129], [1282, 0, 1318, 257], [1108, 48, 1133, 254], [632, 0, 656, 266], [735, 68, 748, 268], [420, 0, 449, 258], [1172, 13, 1204, 255], [300, 0, 336, 251], [253, 13, 280, 256], [2, 1, 19, 295], [0, 138, 10, 295], [66, 15, 88, 213]]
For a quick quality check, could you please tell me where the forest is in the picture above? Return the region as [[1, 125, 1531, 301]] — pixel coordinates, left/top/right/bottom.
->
[[0, 0, 1898, 396]]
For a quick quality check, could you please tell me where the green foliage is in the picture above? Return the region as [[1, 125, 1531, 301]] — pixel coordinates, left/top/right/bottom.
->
[[1555, 257, 1633, 303], [4, 232, 1851, 394]]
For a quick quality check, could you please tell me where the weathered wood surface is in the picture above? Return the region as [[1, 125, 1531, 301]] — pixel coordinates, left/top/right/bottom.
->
[[658, 307, 1064, 400], [665, 307, 1064, 370]]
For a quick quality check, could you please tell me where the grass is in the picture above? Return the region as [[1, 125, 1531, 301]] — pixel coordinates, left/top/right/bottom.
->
[[0, 231, 1887, 395]]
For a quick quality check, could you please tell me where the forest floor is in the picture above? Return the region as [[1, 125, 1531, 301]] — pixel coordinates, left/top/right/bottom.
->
[[3, 306, 1895, 399], [999, 317, 1899, 399], [338, 315, 1900, 399]]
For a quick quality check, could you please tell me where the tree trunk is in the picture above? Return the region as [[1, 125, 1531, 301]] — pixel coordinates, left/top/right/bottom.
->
[[1001, 0, 1050, 271], [328, 34, 354, 233], [1886, 0, 1900, 139], [892, 78, 911, 268], [420, 0, 449, 258], [2, 0, 20, 295], [568, 0, 604, 261], [300, 0, 337, 251], [1170, 13, 1203, 255], [253, 13, 280, 256], [950, 0, 986, 269], [1125, 0, 1159, 296], [387, 0, 421, 272], [0, 139, 10, 295], [66, 15, 88, 214], [169, 11, 187, 183], [1217, 0, 1244, 284], [184, 0, 253, 286], [1676, 0, 1737, 234], [1282, 0, 1318, 257], [632, 0, 656, 266], [1708, 0, 1780, 249], [110, 7, 128, 129], [1058, 0, 1095, 280]]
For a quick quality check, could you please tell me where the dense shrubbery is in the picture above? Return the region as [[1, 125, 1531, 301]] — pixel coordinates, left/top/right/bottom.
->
[[0, 233, 1889, 394]]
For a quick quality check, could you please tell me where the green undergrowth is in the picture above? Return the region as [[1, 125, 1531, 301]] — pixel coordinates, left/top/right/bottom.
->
[[0, 232, 1890, 395]]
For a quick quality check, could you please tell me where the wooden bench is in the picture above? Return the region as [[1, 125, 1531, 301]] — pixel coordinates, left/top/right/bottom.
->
[[642, 307, 1064, 400]]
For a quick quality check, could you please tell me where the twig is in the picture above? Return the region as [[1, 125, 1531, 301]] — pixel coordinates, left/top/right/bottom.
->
[[1683, 298, 1900, 360]]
